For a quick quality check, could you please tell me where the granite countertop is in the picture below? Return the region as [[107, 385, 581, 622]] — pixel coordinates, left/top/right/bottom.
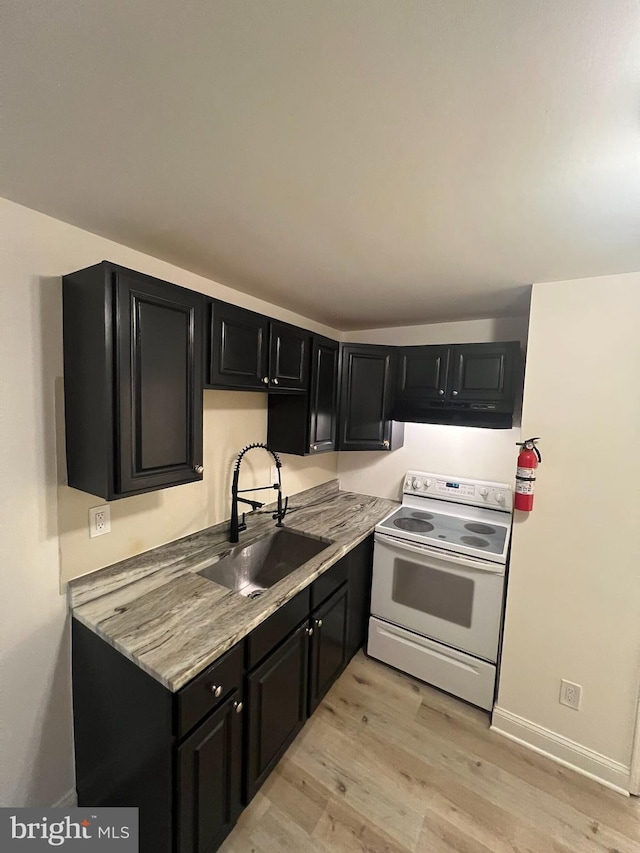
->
[[68, 480, 397, 692]]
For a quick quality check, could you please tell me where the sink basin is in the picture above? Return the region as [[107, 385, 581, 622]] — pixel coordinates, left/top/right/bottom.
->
[[197, 528, 333, 599]]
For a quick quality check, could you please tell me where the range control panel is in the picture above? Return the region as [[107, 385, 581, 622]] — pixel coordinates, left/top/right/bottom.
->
[[403, 470, 512, 511]]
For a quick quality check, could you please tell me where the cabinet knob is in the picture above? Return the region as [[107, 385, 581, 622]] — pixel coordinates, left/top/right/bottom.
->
[[194, 465, 204, 474], [383, 439, 390, 449], [452, 390, 459, 396], [233, 700, 243, 714], [262, 376, 269, 384], [273, 378, 279, 385], [316, 619, 323, 628], [306, 627, 314, 636], [311, 444, 318, 451], [210, 684, 222, 697], [438, 389, 445, 396]]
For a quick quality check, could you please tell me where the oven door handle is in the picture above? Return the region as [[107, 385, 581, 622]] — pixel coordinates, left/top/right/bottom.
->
[[374, 532, 505, 574]]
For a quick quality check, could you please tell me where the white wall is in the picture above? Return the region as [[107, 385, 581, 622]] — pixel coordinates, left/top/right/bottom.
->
[[494, 274, 640, 791], [338, 316, 529, 497], [0, 198, 340, 807]]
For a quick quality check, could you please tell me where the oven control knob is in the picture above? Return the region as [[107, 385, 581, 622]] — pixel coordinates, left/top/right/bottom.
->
[[412, 478, 424, 490], [423, 479, 432, 489], [495, 492, 505, 503], [479, 488, 489, 498]]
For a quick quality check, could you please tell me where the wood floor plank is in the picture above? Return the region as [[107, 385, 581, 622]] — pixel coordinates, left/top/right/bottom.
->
[[312, 795, 412, 853], [321, 660, 640, 853], [221, 652, 639, 853]]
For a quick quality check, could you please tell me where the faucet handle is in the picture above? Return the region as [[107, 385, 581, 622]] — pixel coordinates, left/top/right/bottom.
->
[[273, 496, 289, 527]]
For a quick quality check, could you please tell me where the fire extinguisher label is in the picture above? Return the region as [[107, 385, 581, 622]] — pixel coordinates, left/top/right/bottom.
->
[[515, 479, 535, 494], [516, 467, 535, 480]]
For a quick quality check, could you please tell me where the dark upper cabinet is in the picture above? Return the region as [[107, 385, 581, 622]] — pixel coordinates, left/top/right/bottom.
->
[[308, 583, 349, 714], [449, 343, 517, 403], [267, 335, 339, 455], [207, 300, 309, 392], [338, 344, 404, 451], [396, 345, 450, 402], [269, 321, 310, 391], [393, 341, 521, 428], [245, 622, 309, 802], [63, 262, 203, 501], [209, 301, 268, 390], [177, 689, 243, 853]]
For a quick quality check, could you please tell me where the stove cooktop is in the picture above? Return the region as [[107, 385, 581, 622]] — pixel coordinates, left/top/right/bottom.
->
[[377, 505, 509, 557]]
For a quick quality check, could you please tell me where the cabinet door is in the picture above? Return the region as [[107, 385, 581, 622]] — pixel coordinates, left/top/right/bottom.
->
[[309, 336, 339, 453], [116, 270, 203, 496], [448, 342, 519, 403], [308, 583, 349, 714], [209, 300, 269, 389], [345, 536, 374, 660], [269, 321, 310, 391], [177, 689, 243, 853], [338, 344, 401, 451], [396, 345, 450, 401], [245, 623, 309, 802]]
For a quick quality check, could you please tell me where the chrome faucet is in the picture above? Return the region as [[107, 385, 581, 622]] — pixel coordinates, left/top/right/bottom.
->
[[229, 443, 289, 543]]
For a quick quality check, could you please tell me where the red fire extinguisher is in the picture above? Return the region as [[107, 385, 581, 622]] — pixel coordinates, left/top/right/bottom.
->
[[515, 437, 542, 512]]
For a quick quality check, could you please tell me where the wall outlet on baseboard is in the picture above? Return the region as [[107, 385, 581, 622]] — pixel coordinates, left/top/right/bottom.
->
[[559, 679, 582, 710], [89, 504, 111, 538]]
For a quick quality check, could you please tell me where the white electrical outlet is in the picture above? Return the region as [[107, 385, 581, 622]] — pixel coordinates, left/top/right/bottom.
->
[[89, 504, 111, 538], [560, 679, 582, 710], [270, 465, 279, 485]]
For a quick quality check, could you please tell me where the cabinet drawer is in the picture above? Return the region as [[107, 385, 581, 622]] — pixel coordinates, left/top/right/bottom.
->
[[177, 642, 243, 738], [311, 557, 348, 610], [245, 587, 310, 670]]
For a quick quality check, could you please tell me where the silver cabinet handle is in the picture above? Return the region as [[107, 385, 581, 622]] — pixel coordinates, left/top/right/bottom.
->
[[210, 684, 222, 697], [383, 439, 390, 448], [194, 465, 204, 474], [438, 389, 445, 395], [233, 700, 243, 714], [316, 619, 323, 628], [306, 627, 314, 636], [262, 376, 269, 384], [452, 390, 459, 396], [273, 378, 279, 385]]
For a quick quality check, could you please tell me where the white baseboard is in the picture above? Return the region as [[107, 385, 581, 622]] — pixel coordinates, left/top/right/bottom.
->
[[52, 788, 77, 808], [491, 706, 631, 795]]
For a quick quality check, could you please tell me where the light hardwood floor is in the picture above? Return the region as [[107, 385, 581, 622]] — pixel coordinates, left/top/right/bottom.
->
[[220, 652, 640, 853]]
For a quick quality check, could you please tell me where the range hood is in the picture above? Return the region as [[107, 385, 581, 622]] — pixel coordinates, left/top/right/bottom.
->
[[391, 399, 514, 429]]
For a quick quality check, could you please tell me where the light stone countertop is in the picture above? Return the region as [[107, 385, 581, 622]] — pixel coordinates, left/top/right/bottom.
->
[[68, 480, 398, 692]]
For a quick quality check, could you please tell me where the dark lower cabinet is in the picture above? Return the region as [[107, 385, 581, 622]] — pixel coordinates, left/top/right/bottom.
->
[[63, 262, 204, 500], [345, 536, 375, 659], [178, 690, 243, 853], [245, 623, 309, 802], [308, 583, 349, 713], [72, 536, 375, 853]]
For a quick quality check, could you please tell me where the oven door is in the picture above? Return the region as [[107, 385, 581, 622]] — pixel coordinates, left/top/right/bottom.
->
[[370, 533, 505, 662]]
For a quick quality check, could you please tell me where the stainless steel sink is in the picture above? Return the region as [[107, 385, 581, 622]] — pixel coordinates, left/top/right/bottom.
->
[[197, 528, 333, 599]]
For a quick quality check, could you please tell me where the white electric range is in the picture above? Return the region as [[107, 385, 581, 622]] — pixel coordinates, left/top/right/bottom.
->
[[368, 470, 513, 710]]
